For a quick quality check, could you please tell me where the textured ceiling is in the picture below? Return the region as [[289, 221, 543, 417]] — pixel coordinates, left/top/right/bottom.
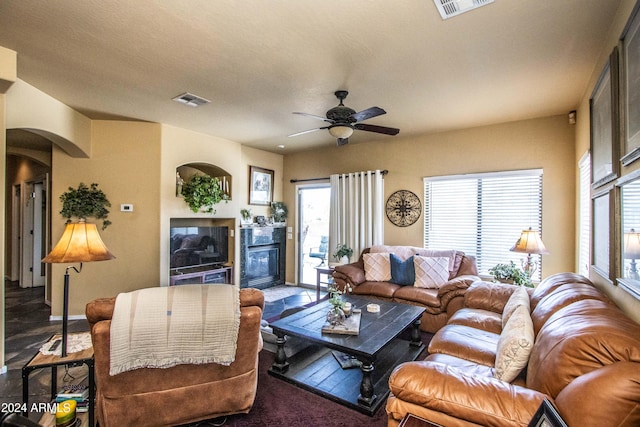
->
[[0, 0, 622, 153]]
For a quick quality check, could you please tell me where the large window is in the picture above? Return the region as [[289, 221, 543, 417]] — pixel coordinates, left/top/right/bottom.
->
[[424, 169, 543, 280]]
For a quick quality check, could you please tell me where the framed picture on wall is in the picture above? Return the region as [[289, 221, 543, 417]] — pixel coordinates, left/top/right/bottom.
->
[[249, 166, 274, 205], [621, 2, 640, 166], [590, 47, 619, 188]]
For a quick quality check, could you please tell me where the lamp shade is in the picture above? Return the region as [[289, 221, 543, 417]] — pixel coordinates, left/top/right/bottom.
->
[[510, 228, 549, 255], [42, 221, 115, 263], [624, 229, 640, 259], [328, 125, 354, 139]]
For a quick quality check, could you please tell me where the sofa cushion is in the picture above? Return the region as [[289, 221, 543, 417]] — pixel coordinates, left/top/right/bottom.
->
[[390, 254, 415, 286], [363, 253, 391, 281], [494, 305, 534, 382], [502, 286, 530, 328], [428, 324, 499, 366], [526, 299, 640, 397], [447, 308, 502, 334], [369, 245, 461, 277], [414, 256, 449, 288], [393, 286, 441, 308], [351, 281, 400, 299]]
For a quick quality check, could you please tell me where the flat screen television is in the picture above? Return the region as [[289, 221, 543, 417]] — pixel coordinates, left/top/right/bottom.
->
[[169, 226, 229, 270]]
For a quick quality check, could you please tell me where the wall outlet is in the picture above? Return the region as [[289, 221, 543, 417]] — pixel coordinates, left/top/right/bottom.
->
[[120, 204, 134, 212]]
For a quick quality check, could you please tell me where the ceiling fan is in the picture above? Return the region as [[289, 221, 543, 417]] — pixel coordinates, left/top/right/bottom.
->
[[288, 90, 400, 146]]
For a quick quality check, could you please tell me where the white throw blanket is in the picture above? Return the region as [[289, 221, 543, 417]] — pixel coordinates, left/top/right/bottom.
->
[[109, 284, 240, 376]]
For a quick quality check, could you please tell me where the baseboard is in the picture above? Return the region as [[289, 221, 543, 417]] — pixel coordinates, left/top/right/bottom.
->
[[49, 314, 87, 321]]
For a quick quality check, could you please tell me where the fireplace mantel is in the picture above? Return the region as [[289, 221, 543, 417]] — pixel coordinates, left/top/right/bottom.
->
[[240, 226, 286, 289]]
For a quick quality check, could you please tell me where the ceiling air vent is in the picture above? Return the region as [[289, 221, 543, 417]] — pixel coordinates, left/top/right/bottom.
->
[[433, 0, 494, 20], [172, 92, 210, 107]]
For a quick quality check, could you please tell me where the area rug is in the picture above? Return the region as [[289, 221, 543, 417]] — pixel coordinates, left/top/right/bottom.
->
[[262, 285, 310, 302], [222, 350, 389, 426]]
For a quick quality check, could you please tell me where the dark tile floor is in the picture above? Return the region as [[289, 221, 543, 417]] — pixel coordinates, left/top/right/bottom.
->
[[0, 281, 321, 421]]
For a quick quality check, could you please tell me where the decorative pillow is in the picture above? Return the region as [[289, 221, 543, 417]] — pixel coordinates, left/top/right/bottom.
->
[[363, 253, 392, 282], [502, 286, 530, 328], [413, 256, 450, 289], [390, 254, 415, 286], [494, 305, 534, 382]]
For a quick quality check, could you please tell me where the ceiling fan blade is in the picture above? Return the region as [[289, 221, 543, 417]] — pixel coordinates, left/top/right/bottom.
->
[[336, 138, 349, 146], [351, 106, 386, 122], [354, 123, 400, 136], [293, 112, 333, 123], [288, 127, 328, 138]]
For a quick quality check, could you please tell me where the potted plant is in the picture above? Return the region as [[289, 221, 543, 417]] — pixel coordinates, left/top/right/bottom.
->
[[333, 244, 353, 264], [270, 201, 288, 224], [489, 261, 533, 287], [181, 174, 229, 214], [59, 182, 112, 230], [240, 208, 252, 226]]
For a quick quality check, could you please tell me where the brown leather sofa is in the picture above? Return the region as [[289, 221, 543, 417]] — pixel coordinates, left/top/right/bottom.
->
[[386, 273, 640, 427], [85, 287, 264, 427], [332, 245, 480, 332]]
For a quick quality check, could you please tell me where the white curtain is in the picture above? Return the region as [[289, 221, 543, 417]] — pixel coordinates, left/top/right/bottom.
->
[[329, 170, 384, 262]]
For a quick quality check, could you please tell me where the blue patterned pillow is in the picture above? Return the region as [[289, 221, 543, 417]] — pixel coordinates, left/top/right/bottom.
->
[[390, 254, 415, 286]]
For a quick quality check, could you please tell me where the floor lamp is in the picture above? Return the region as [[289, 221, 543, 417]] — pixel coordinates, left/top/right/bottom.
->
[[510, 227, 549, 277], [624, 229, 640, 280], [42, 220, 115, 357]]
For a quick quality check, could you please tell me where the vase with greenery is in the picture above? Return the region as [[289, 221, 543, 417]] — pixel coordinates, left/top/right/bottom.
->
[[489, 261, 533, 287], [59, 182, 111, 230], [181, 174, 229, 214], [333, 244, 353, 263], [326, 285, 347, 326], [270, 201, 288, 223]]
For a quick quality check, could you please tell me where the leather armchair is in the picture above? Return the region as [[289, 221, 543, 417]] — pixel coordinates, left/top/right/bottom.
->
[[85, 287, 264, 427]]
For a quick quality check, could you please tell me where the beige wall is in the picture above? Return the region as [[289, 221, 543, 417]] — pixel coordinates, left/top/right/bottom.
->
[[50, 121, 163, 316], [159, 125, 284, 286], [574, 0, 640, 322], [0, 46, 16, 370], [284, 115, 576, 283]]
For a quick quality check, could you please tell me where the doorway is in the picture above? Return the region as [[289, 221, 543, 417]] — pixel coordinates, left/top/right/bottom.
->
[[20, 176, 48, 289], [297, 184, 331, 286]]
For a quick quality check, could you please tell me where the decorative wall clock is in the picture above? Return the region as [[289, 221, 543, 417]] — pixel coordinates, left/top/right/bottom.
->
[[385, 190, 422, 227]]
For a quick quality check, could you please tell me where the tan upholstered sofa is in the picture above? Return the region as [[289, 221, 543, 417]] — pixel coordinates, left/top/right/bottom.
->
[[386, 273, 640, 427], [85, 287, 264, 427], [332, 245, 480, 332]]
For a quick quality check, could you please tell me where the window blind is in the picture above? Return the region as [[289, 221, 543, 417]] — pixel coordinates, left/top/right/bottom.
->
[[424, 169, 543, 280], [578, 152, 591, 276]]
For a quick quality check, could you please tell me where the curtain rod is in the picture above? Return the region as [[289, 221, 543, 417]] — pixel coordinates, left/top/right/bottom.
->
[[290, 169, 388, 183]]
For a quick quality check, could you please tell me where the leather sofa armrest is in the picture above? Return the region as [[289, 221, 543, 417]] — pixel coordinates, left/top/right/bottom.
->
[[333, 262, 366, 288], [463, 281, 517, 313], [389, 361, 545, 426], [437, 275, 480, 310], [240, 288, 265, 310], [86, 297, 116, 329]]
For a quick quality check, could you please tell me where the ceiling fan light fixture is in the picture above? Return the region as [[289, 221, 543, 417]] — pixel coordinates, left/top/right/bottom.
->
[[328, 125, 354, 139]]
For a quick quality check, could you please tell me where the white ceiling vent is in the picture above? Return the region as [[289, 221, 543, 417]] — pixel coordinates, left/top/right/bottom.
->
[[172, 92, 210, 107], [433, 0, 494, 20]]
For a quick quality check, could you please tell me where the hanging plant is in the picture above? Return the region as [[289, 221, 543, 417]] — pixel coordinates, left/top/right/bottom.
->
[[270, 201, 288, 223], [181, 174, 229, 214], [59, 182, 112, 230]]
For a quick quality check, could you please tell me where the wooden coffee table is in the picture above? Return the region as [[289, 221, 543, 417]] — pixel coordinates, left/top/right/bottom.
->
[[268, 296, 425, 415]]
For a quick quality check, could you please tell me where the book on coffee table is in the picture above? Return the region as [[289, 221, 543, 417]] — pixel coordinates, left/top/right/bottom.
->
[[321, 310, 361, 335]]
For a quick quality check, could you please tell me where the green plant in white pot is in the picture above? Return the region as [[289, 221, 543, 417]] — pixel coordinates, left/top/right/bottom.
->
[[489, 261, 533, 287], [181, 174, 229, 214], [333, 244, 353, 264]]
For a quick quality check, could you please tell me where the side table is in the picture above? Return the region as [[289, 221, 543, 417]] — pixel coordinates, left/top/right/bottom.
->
[[315, 265, 335, 301], [22, 333, 95, 427]]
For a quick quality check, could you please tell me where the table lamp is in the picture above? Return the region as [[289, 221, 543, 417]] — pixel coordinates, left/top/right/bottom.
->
[[510, 227, 549, 277], [42, 220, 115, 357], [623, 229, 640, 280]]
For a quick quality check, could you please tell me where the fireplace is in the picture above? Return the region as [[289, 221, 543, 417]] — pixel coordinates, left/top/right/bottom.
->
[[240, 226, 286, 289]]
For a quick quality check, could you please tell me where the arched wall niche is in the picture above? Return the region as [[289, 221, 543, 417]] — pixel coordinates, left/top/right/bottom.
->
[[176, 162, 231, 199]]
